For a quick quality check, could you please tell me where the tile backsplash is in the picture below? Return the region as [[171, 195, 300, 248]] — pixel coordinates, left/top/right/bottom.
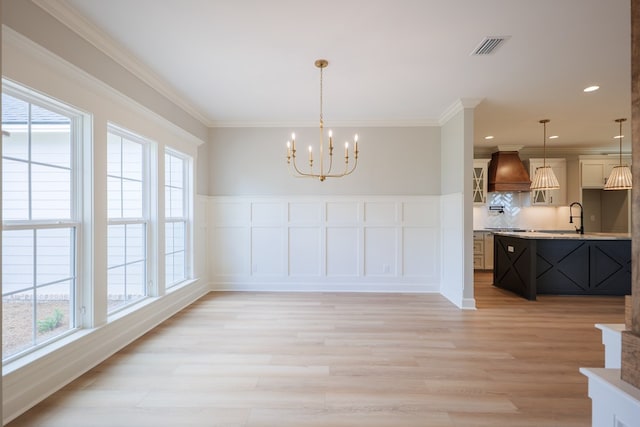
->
[[473, 192, 574, 231]]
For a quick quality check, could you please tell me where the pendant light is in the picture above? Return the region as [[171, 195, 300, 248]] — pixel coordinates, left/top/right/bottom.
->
[[530, 119, 560, 190], [604, 118, 632, 190]]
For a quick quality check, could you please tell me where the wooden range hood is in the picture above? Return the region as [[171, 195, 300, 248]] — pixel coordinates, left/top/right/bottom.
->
[[487, 151, 531, 192]]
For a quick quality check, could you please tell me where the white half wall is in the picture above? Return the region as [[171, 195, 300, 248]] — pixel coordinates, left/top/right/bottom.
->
[[439, 104, 476, 309], [208, 196, 441, 292], [440, 192, 473, 307]]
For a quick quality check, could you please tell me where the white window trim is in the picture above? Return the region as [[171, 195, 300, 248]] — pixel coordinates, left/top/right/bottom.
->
[[164, 149, 192, 288], [106, 124, 154, 315], [2, 80, 87, 363]]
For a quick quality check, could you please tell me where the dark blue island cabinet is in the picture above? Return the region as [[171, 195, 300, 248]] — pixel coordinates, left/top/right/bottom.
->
[[493, 232, 631, 300]]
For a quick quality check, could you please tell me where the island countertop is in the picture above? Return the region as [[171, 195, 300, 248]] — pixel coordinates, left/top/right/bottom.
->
[[492, 231, 631, 240]]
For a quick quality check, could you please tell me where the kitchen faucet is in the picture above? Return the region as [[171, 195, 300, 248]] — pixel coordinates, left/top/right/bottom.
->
[[569, 202, 584, 234]]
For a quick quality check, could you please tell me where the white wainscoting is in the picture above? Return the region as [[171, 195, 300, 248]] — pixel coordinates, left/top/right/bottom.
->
[[440, 192, 474, 309], [208, 196, 441, 292]]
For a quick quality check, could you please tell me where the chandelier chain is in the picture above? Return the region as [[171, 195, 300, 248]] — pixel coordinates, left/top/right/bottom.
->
[[319, 65, 323, 127]]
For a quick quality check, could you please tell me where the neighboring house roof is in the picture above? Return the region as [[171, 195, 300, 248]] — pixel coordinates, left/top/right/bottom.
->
[[2, 94, 70, 125]]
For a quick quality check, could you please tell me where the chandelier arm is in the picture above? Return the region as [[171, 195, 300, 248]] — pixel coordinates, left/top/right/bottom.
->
[[325, 151, 334, 175], [289, 155, 314, 178], [324, 156, 358, 178]]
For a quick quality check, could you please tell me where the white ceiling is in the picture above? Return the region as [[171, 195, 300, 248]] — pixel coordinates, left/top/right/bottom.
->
[[48, 0, 631, 150]]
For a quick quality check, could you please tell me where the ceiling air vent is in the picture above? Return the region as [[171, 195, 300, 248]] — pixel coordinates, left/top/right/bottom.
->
[[471, 36, 509, 55]]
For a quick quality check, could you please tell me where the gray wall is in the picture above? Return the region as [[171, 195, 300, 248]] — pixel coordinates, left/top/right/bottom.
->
[[196, 142, 210, 195], [440, 110, 466, 194], [207, 126, 441, 196]]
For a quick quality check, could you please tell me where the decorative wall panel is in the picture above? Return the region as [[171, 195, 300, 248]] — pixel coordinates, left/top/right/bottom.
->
[[404, 227, 437, 277], [251, 227, 284, 276], [288, 202, 321, 223], [288, 227, 321, 276], [326, 227, 359, 276], [326, 201, 359, 223], [364, 202, 397, 223], [208, 196, 440, 292], [209, 227, 249, 277], [251, 202, 283, 225], [365, 227, 398, 276]]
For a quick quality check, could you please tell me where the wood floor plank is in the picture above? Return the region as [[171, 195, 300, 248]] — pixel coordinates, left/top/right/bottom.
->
[[6, 271, 624, 426]]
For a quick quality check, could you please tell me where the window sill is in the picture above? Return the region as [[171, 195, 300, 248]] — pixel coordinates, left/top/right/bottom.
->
[[4, 277, 202, 376]]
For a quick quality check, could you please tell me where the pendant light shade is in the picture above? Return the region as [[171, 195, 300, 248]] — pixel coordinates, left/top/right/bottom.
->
[[604, 165, 633, 190], [604, 118, 632, 190], [530, 119, 560, 190], [530, 165, 560, 189]]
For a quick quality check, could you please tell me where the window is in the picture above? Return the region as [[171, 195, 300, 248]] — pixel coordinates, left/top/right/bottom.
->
[[165, 151, 189, 287], [2, 87, 82, 360], [107, 127, 148, 313]]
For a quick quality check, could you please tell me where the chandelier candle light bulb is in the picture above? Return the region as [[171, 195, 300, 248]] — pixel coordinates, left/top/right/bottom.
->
[[286, 59, 359, 181]]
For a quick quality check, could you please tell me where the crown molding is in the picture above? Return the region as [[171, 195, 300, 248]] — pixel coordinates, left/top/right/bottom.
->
[[2, 27, 206, 147], [31, 0, 213, 127], [439, 98, 483, 125], [209, 118, 440, 128]]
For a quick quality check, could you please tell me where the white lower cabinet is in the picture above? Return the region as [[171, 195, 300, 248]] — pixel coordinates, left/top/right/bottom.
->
[[473, 231, 494, 270], [484, 232, 494, 269]]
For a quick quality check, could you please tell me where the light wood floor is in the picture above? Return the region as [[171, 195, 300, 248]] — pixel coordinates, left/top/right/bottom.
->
[[8, 272, 624, 427]]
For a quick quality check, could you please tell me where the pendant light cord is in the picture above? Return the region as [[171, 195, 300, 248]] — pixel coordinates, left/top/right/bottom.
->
[[615, 118, 627, 166], [543, 121, 546, 167], [539, 119, 550, 168]]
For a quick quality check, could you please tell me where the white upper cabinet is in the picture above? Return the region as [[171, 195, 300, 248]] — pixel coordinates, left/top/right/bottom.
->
[[473, 159, 490, 204], [528, 158, 567, 206], [580, 156, 631, 189]]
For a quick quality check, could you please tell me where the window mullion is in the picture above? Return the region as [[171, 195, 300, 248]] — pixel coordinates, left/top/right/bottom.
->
[[31, 229, 36, 346], [120, 137, 124, 219], [123, 224, 128, 304]]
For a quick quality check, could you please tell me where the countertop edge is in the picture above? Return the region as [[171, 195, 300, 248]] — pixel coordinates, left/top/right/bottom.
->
[[492, 231, 631, 240]]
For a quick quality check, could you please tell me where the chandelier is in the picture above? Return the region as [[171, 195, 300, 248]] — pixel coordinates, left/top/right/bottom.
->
[[604, 118, 632, 190], [286, 59, 358, 181], [530, 119, 560, 190]]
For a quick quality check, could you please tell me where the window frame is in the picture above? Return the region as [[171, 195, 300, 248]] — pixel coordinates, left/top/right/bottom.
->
[[2, 81, 85, 362], [164, 149, 191, 288], [105, 124, 152, 314]]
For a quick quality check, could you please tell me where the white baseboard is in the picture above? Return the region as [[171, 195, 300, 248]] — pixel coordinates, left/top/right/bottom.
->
[[210, 280, 440, 293], [461, 298, 477, 310]]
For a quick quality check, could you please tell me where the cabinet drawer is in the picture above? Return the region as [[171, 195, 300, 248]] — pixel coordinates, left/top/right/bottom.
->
[[474, 255, 484, 269], [474, 240, 484, 254]]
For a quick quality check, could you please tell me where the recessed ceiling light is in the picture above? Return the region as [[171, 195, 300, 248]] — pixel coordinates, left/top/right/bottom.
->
[[584, 85, 600, 92], [484, 135, 494, 140], [549, 135, 559, 139]]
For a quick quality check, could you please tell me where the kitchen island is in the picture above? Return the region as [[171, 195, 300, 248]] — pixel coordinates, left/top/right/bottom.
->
[[493, 231, 631, 300]]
